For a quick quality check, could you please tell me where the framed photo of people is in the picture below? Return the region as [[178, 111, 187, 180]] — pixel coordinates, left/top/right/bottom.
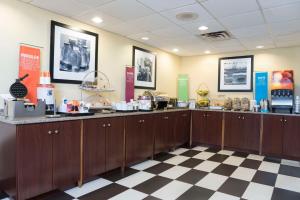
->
[[132, 46, 157, 90], [218, 55, 254, 92], [50, 20, 98, 84]]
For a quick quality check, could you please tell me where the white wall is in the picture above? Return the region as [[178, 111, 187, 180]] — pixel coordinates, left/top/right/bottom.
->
[[0, 0, 180, 107], [180, 46, 300, 100]]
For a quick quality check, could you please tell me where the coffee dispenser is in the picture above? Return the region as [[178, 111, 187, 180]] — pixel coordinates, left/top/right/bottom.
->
[[271, 70, 294, 114]]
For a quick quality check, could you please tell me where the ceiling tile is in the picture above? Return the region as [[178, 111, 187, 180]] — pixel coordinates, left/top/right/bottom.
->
[[75, 0, 114, 8], [137, 0, 196, 12], [181, 19, 225, 35], [269, 19, 300, 36], [31, 0, 90, 17], [240, 37, 275, 50], [258, 0, 300, 9], [231, 25, 270, 39], [210, 39, 242, 48], [263, 2, 300, 23], [200, 0, 259, 18], [220, 11, 265, 30], [102, 22, 146, 36], [160, 3, 213, 25], [150, 26, 191, 38], [274, 32, 300, 47], [275, 39, 300, 47], [97, 0, 154, 21]]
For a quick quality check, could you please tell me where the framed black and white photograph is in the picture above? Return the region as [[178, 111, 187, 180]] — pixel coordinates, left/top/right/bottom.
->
[[218, 55, 254, 92], [50, 20, 98, 84], [132, 46, 157, 90]]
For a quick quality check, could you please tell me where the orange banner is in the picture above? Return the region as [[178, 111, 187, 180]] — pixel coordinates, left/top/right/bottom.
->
[[19, 45, 40, 103]]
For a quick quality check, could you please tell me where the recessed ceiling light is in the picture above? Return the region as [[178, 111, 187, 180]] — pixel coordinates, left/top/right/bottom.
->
[[173, 48, 179, 52], [256, 45, 264, 49], [141, 37, 149, 41], [204, 50, 211, 54], [92, 17, 103, 24], [198, 26, 208, 31]]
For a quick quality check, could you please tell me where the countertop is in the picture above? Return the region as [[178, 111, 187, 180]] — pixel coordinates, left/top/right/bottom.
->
[[1, 108, 300, 125]]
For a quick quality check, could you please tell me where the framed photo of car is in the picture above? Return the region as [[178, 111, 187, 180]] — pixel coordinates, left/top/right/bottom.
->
[[50, 20, 98, 84], [218, 55, 254, 92], [132, 46, 157, 90]]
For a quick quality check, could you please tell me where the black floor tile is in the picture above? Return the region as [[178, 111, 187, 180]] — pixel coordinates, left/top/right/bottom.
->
[[208, 154, 229, 162], [177, 186, 214, 200], [240, 159, 262, 169], [218, 178, 250, 197], [181, 150, 200, 157], [154, 152, 175, 162], [143, 196, 161, 200], [0, 191, 8, 199], [144, 163, 174, 175], [101, 168, 139, 182], [232, 152, 249, 158], [79, 183, 127, 200], [205, 147, 221, 153], [179, 158, 203, 168], [212, 164, 237, 176], [29, 190, 73, 200], [176, 169, 208, 184], [264, 157, 281, 164], [252, 171, 277, 186], [272, 188, 300, 200], [279, 165, 300, 178], [133, 176, 172, 194]]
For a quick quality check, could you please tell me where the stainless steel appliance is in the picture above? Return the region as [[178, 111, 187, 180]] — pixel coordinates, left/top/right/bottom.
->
[[271, 89, 294, 113]]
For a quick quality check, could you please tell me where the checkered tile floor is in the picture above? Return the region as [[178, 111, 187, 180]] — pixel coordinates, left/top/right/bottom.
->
[[2, 146, 300, 200]]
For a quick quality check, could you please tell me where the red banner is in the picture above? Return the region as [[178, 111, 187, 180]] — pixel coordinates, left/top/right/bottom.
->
[[19, 45, 40, 104], [125, 67, 134, 102]]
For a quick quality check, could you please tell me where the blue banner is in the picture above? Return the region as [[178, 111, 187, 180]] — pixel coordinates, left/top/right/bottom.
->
[[255, 72, 268, 103]]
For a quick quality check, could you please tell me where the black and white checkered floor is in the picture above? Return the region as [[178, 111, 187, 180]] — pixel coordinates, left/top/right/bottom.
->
[[2, 146, 300, 200]]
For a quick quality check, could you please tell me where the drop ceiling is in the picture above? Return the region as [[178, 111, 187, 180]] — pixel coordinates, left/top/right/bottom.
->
[[20, 0, 300, 56]]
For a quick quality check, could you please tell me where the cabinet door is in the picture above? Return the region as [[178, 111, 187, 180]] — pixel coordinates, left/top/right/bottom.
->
[[154, 113, 175, 154], [83, 119, 106, 180], [283, 116, 300, 158], [106, 117, 124, 171], [191, 111, 206, 144], [224, 112, 243, 149], [242, 113, 261, 151], [53, 121, 80, 188], [205, 111, 222, 146], [262, 115, 283, 156], [126, 114, 154, 165], [174, 111, 191, 147], [17, 123, 53, 200]]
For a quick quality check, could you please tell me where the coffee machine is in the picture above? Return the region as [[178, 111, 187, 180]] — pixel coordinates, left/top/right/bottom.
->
[[271, 70, 294, 114]]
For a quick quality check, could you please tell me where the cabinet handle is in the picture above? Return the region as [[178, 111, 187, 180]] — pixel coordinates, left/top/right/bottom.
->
[[164, 117, 169, 120], [107, 123, 111, 127], [206, 114, 210, 117], [102, 124, 106, 127], [280, 118, 283, 122], [138, 120, 142, 123], [238, 116, 241, 119], [54, 130, 59, 134], [284, 119, 287, 123], [242, 116, 245, 120], [142, 120, 145, 123], [203, 114, 206, 117], [48, 130, 52, 135]]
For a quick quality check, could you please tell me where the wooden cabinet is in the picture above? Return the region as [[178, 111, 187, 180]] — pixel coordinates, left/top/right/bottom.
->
[[192, 111, 222, 146], [174, 111, 191, 147], [154, 112, 176, 154], [83, 117, 124, 180], [224, 112, 260, 152], [16, 121, 80, 200], [125, 114, 154, 165], [282, 116, 300, 158]]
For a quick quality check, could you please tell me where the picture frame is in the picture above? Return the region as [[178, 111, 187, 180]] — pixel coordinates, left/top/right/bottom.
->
[[132, 46, 157, 90], [218, 55, 254, 92], [50, 20, 98, 84]]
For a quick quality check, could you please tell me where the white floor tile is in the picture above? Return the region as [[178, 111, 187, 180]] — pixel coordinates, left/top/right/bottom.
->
[[169, 148, 189, 155], [164, 155, 190, 165], [194, 160, 220, 172], [193, 152, 215, 160], [218, 150, 234, 156], [258, 161, 280, 174], [196, 173, 228, 191], [65, 178, 112, 198], [116, 171, 155, 188], [152, 180, 192, 200], [159, 166, 191, 179], [209, 192, 240, 200], [131, 160, 160, 170], [192, 146, 209, 151], [281, 159, 300, 168], [230, 167, 256, 181], [242, 182, 273, 200], [223, 156, 245, 166], [109, 189, 147, 200], [275, 174, 300, 193], [247, 154, 265, 161]]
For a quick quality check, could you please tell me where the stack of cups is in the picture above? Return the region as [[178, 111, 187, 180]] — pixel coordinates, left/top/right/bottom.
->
[[295, 96, 300, 114]]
